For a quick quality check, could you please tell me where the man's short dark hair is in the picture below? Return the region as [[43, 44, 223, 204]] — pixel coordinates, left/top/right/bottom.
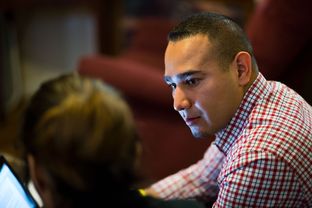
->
[[168, 12, 256, 69]]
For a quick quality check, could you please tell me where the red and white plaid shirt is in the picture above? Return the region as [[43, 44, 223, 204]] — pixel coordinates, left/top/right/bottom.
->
[[151, 73, 312, 207]]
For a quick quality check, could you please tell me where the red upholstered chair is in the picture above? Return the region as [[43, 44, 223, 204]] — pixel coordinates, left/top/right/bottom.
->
[[78, 17, 213, 182]]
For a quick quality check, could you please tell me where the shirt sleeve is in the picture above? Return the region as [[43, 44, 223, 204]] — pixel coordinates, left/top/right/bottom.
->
[[150, 143, 225, 201], [214, 154, 305, 207]]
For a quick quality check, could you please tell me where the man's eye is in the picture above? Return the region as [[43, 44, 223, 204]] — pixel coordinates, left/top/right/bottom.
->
[[185, 78, 199, 86], [168, 83, 176, 90]]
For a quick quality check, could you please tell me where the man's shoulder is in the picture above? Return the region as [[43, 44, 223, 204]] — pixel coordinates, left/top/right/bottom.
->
[[250, 80, 311, 136]]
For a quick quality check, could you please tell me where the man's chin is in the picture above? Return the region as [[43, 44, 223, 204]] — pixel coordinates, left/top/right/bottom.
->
[[190, 128, 211, 139]]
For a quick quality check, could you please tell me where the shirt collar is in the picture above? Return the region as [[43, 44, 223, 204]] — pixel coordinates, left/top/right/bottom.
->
[[214, 73, 270, 155]]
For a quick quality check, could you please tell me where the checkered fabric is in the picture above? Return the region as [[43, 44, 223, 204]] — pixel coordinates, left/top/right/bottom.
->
[[151, 73, 312, 207]]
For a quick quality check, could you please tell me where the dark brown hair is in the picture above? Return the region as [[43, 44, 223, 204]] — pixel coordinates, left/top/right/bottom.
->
[[22, 73, 141, 207], [168, 12, 257, 69]]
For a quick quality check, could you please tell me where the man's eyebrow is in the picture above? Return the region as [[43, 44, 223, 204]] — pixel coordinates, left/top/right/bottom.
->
[[164, 70, 202, 82]]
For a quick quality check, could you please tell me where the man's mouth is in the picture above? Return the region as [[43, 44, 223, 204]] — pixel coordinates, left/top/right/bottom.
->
[[185, 116, 200, 125]]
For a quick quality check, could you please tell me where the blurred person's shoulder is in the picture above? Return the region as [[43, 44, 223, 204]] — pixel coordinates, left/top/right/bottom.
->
[[145, 196, 206, 208]]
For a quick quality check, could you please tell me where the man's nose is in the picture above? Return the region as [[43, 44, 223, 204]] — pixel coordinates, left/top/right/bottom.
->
[[173, 87, 191, 111]]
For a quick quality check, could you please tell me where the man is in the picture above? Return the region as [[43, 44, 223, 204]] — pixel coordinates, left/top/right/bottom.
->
[[145, 12, 312, 207]]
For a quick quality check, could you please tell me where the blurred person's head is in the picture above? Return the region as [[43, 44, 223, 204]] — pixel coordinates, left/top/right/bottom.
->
[[22, 73, 141, 208]]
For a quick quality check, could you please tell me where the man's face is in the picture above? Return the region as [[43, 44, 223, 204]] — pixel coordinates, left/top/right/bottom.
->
[[164, 34, 244, 138]]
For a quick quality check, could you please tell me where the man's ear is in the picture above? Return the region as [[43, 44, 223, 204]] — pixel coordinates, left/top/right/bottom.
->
[[233, 51, 252, 86]]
